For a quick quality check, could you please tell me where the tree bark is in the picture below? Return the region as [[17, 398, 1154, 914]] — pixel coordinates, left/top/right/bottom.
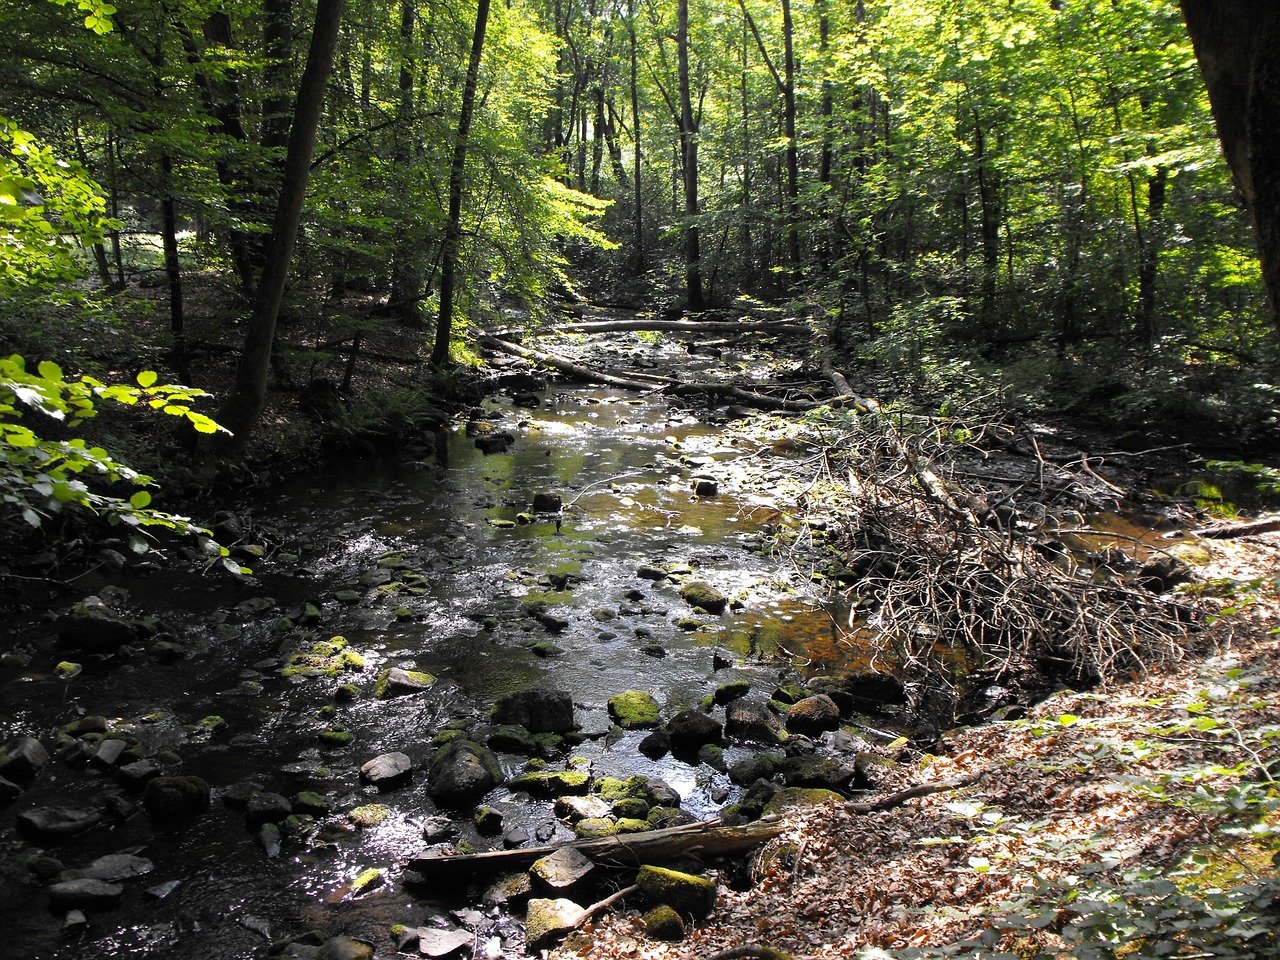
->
[[431, 0, 492, 367], [1179, 1, 1280, 334], [628, 0, 644, 267], [677, 0, 704, 310], [217, 0, 346, 444]]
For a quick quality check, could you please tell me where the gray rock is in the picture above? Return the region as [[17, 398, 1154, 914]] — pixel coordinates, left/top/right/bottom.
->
[[78, 853, 154, 881], [531, 493, 562, 513], [0, 775, 20, 800], [490, 689, 575, 734], [116, 759, 162, 790], [553, 795, 612, 822], [359, 752, 413, 791], [16, 806, 103, 840], [381, 667, 435, 695], [531, 846, 596, 893], [48, 878, 124, 909], [417, 928, 475, 958], [246, 791, 292, 826], [91, 739, 128, 769], [427, 741, 503, 806], [257, 823, 282, 858], [0, 736, 49, 780], [221, 779, 265, 809]]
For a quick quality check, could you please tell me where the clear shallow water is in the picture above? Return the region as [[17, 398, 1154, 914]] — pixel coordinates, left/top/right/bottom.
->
[[0, 386, 860, 960]]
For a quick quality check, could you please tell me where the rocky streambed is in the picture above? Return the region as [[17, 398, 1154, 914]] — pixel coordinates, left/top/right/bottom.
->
[[1, 375, 935, 960]]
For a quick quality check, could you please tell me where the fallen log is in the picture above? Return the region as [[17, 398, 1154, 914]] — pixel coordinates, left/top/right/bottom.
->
[[669, 382, 819, 412], [1193, 515, 1280, 539], [405, 816, 786, 883], [480, 336, 658, 391], [553, 318, 808, 336], [844, 770, 985, 814]]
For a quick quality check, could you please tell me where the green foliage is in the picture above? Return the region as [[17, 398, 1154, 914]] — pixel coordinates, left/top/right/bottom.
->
[[0, 354, 232, 562], [0, 118, 112, 293]]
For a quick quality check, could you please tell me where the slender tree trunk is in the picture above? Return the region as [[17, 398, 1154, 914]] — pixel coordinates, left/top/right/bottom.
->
[[218, 0, 346, 444], [780, 0, 799, 270], [629, 3, 644, 267], [261, 0, 294, 153], [389, 0, 423, 324], [1179, 1, 1280, 335], [814, 0, 834, 276], [431, 0, 492, 367], [972, 112, 999, 321], [677, 0, 704, 310], [1135, 165, 1167, 347]]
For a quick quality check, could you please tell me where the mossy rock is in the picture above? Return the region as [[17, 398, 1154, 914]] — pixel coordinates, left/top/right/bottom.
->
[[678, 582, 728, 614], [573, 817, 618, 838], [335, 683, 360, 702], [713, 680, 750, 705], [199, 715, 228, 733], [509, 770, 590, 797], [636, 864, 717, 919], [611, 797, 649, 820], [762, 787, 845, 817], [530, 642, 565, 657], [614, 817, 650, 834], [348, 804, 391, 827], [318, 728, 353, 748], [643, 904, 686, 942], [293, 791, 331, 816], [349, 868, 385, 897], [374, 667, 436, 698], [607, 690, 661, 729]]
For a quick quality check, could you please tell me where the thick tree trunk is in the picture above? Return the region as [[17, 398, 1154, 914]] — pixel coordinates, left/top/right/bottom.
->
[[780, 0, 799, 270], [430, 0, 491, 367], [217, 0, 346, 444], [629, 4, 644, 267], [388, 0, 423, 325], [1179, 1, 1280, 334]]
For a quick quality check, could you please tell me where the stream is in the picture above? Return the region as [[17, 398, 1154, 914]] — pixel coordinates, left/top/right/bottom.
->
[[0, 379, 872, 960]]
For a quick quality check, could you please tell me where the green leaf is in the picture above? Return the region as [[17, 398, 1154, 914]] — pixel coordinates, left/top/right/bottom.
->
[[129, 490, 152, 509], [136, 370, 157, 388]]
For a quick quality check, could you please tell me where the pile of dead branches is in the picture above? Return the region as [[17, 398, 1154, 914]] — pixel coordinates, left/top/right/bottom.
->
[[799, 407, 1197, 692]]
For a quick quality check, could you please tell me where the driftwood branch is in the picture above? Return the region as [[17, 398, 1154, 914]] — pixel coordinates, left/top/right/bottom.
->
[[844, 771, 985, 814], [524, 318, 808, 336], [480, 336, 658, 390], [571, 883, 640, 931], [405, 816, 785, 883]]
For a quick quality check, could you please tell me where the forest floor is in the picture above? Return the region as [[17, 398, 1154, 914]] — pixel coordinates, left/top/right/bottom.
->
[[552, 584, 1280, 960]]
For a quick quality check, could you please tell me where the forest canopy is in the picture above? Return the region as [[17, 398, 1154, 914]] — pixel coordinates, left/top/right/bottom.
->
[[0, 0, 1276, 449]]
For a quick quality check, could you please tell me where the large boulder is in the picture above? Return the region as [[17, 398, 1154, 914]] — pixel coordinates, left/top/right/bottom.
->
[[427, 741, 503, 806], [491, 689, 575, 734], [810, 668, 906, 712]]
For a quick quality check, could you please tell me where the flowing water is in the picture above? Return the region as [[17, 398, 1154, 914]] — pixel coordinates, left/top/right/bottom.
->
[[0, 384, 863, 960]]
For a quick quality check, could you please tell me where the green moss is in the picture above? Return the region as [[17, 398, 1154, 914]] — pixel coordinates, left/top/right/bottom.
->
[[607, 690, 661, 729], [614, 817, 650, 834], [574, 817, 618, 838], [642, 905, 686, 942], [55, 661, 82, 679], [763, 787, 845, 817], [510, 770, 591, 797], [349, 867, 385, 897], [318, 727, 353, 748], [612, 797, 649, 820], [348, 803, 391, 827], [336, 683, 360, 702], [199, 715, 228, 733], [635, 865, 717, 918]]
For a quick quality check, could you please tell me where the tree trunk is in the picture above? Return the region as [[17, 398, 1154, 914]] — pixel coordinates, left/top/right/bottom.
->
[[1179, 1, 1280, 334], [629, 2, 644, 267], [677, 0, 704, 310], [388, 0, 423, 325], [217, 0, 346, 445], [430, 0, 492, 367], [780, 0, 799, 270]]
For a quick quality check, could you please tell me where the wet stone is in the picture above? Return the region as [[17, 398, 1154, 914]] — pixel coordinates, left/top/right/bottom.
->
[[91, 738, 128, 769], [222, 780, 265, 809], [359, 752, 413, 791], [678, 581, 728, 614], [76, 853, 154, 881], [665, 709, 723, 749], [16, 806, 103, 840], [246, 791, 292, 826], [0, 736, 50, 780], [491, 689, 575, 734], [48, 878, 124, 910], [417, 928, 475, 959], [725, 699, 787, 745], [143, 776, 211, 821], [257, 823, 282, 858], [553, 795, 611, 822], [525, 898, 583, 951], [317, 936, 374, 960]]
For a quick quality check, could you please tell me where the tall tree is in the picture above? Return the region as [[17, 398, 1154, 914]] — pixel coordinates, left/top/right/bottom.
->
[[677, 0, 704, 309], [431, 0, 492, 366], [218, 0, 346, 443], [1179, 0, 1280, 334]]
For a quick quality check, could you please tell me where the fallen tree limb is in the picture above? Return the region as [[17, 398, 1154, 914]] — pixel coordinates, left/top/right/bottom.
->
[[1193, 515, 1280, 539], [548, 319, 807, 336], [844, 770, 986, 814], [571, 883, 640, 931], [669, 382, 819, 412], [405, 816, 785, 883], [480, 336, 658, 391]]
